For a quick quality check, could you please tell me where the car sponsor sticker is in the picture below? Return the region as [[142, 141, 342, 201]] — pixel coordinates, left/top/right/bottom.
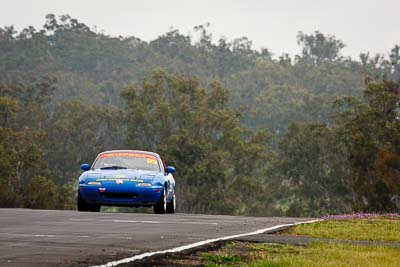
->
[[98, 152, 157, 161], [96, 178, 144, 182]]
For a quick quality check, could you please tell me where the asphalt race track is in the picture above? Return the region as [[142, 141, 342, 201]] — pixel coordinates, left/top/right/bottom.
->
[[0, 209, 313, 266]]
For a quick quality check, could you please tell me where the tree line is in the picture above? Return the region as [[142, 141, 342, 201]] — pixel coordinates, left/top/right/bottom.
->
[[0, 14, 399, 216]]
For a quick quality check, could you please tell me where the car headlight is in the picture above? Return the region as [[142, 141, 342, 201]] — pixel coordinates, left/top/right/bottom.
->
[[137, 183, 152, 187], [87, 181, 102, 185]]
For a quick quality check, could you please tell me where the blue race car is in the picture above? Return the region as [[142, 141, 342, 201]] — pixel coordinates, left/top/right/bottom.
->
[[77, 150, 176, 214]]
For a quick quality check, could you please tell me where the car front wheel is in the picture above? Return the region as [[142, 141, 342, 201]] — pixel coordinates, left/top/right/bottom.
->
[[77, 192, 101, 212], [153, 187, 167, 214], [166, 193, 176, 214]]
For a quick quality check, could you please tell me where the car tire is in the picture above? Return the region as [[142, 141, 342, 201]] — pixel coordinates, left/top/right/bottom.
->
[[166, 193, 176, 214], [77, 192, 101, 212], [77, 192, 88, 211], [153, 187, 167, 214], [88, 205, 101, 212]]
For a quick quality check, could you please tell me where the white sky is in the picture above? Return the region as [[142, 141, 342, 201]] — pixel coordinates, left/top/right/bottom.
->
[[1, 0, 399, 59]]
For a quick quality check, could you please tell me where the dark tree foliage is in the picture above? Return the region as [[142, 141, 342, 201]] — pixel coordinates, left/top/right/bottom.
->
[[0, 77, 124, 209], [334, 81, 400, 211], [278, 124, 352, 216], [1, 14, 400, 215], [121, 70, 276, 215]]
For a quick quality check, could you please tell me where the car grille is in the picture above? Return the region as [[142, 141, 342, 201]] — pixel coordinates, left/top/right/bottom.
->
[[100, 192, 138, 199]]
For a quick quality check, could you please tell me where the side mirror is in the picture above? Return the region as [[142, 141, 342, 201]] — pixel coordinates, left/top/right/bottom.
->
[[165, 166, 176, 174], [80, 164, 91, 171]]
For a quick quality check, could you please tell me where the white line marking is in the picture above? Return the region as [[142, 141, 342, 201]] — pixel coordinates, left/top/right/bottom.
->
[[91, 219, 321, 267], [0, 233, 89, 238], [70, 218, 94, 221], [1, 234, 56, 238], [101, 220, 138, 223], [179, 222, 218, 225]]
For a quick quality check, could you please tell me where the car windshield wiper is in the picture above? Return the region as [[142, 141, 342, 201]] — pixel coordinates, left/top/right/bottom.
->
[[100, 166, 127, 170]]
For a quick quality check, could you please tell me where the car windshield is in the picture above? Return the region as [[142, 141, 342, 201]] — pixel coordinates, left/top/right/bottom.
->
[[92, 152, 160, 172]]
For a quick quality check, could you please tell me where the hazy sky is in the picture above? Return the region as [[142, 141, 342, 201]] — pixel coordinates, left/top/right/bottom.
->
[[1, 0, 399, 59]]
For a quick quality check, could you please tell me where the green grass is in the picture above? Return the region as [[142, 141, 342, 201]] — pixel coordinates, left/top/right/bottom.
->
[[289, 219, 400, 242], [202, 253, 241, 266], [196, 219, 400, 266], [169, 219, 400, 266], [247, 242, 400, 267], [197, 242, 400, 267]]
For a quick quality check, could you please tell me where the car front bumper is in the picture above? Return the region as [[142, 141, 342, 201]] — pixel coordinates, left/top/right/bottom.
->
[[79, 184, 163, 207]]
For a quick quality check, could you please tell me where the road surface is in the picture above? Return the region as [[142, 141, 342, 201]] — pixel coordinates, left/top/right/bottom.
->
[[0, 209, 312, 266]]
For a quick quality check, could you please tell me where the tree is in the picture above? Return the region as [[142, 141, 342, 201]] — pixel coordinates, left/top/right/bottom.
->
[[46, 99, 125, 186], [278, 124, 352, 216], [297, 31, 345, 65], [0, 78, 59, 208], [335, 81, 400, 211], [25, 176, 58, 209], [0, 96, 19, 127], [2, 13, 400, 216], [121, 70, 275, 215]]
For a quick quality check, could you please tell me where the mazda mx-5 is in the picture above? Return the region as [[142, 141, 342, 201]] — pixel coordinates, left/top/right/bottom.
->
[[77, 150, 176, 214]]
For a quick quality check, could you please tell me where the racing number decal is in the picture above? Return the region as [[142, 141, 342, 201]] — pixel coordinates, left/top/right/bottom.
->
[[147, 158, 157, 164]]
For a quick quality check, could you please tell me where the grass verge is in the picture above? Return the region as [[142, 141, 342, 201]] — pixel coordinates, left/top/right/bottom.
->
[[145, 217, 400, 266], [156, 241, 400, 267], [288, 218, 400, 242], [246, 242, 400, 267]]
